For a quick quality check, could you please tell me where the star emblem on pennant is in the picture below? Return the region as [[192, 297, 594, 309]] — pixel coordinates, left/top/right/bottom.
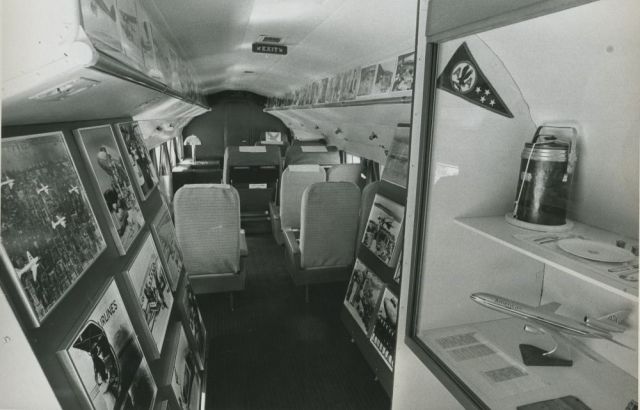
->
[[437, 42, 513, 118]]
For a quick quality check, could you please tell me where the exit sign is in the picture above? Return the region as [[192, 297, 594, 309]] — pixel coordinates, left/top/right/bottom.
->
[[252, 43, 287, 55]]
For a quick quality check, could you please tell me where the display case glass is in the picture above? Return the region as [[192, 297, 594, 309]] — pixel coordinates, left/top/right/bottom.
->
[[407, 1, 638, 409]]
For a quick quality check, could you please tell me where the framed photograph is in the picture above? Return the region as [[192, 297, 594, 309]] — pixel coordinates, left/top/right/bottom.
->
[[75, 125, 145, 255], [344, 259, 385, 335], [1, 131, 107, 326], [357, 64, 377, 97], [391, 51, 416, 92], [372, 58, 396, 95], [115, 122, 159, 201], [79, 0, 121, 53], [151, 203, 185, 291], [123, 234, 174, 356], [381, 125, 411, 189], [171, 326, 201, 410], [342, 67, 360, 101], [58, 279, 155, 409], [116, 0, 144, 69], [370, 288, 399, 370], [318, 78, 328, 104], [362, 194, 405, 268], [138, 4, 161, 79], [180, 279, 207, 370]]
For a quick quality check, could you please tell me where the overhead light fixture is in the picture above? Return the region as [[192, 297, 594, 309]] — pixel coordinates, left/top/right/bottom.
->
[[258, 35, 283, 44], [29, 77, 100, 101]]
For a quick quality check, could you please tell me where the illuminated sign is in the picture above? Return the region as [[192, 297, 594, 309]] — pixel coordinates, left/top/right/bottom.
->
[[252, 43, 287, 55]]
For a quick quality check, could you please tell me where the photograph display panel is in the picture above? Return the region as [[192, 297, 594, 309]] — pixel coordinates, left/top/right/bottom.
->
[[63, 280, 148, 410], [344, 259, 385, 335], [80, 0, 121, 53], [362, 195, 405, 267], [381, 127, 410, 189], [116, 122, 159, 201], [392, 52, 415, 92], [125, 235, 174, 352], [172, 326, 201, 410], [370, 288, 398, 370], [75, 125, 145, 254], [116, 0, 144, 68], [1, 132, 107, 324], [183, 281, 207, 368], [372, 58, 396, 94], [151, 204, 185, 291], [357, 64, 377, 97]]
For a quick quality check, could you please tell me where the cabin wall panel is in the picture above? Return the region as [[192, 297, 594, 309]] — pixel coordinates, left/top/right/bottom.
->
[[1, 118, 166, 409]]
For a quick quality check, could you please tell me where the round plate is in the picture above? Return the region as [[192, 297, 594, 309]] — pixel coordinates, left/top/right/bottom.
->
[[557, 238, 635, 263]]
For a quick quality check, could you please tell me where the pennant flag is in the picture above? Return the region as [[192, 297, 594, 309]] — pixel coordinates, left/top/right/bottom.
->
[[437, 42, 513, 118]]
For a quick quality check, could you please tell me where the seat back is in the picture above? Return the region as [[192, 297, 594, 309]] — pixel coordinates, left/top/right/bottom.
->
[[300, 182, 361, 269], [326, 164, 362, 185], [284, 145, 341, 169], [279, 165, 326, 229], [174, 184, 241, 275], [357, 181, 383, 246]]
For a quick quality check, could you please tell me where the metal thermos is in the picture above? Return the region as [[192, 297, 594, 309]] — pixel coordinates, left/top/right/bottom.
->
[[512, 126, 577, 226]]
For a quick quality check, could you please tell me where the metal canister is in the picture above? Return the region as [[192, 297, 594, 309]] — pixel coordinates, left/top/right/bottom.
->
[[512, 126, 576, 226]]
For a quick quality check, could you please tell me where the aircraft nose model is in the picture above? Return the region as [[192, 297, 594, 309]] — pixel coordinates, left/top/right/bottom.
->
[[470, 292, 633, 363]]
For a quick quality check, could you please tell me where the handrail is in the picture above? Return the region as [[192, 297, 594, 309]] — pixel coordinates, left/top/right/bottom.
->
[[264, 95, 412, 111]]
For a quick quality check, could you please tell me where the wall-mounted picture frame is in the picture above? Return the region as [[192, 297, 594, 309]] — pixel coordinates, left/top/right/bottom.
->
[[344, 259, 385, 335], [123, 234, 174, 357], [171, 325, 202, 410], [57, 279, 156, 409], [115, 121, 159, 201], [0, 131, 107, 326], [370, 288, 398, 370], [391, 51, 416, 92], [372, 58, 396, 95], [75, 125, 145, 255], [116, 0, 145, 69], [151, 203, 185, 291], [381, 125, 411, 189], [357, 64, 377, 97], [79, 0, 121, 54], [179, 279, 207, 371], [362, 194, 405, 268]]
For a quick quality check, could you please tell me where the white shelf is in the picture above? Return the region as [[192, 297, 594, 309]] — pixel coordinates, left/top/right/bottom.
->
[[420, 318, 637, 410], [455, 216, 638, 300]]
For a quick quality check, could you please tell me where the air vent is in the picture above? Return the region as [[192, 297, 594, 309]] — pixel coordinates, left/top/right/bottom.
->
[[258, 35, 282, 44]]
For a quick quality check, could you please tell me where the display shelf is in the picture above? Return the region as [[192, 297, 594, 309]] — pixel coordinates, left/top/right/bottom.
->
[[419, 318, 637, 410], [455, 216, 638, 300]]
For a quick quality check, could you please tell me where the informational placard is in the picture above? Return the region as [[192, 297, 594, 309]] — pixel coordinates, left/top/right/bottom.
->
[[252, 43, 287, 55]]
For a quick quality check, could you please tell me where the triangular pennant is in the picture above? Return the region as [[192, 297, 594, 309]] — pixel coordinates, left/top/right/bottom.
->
[[437, 42, 513, 118]]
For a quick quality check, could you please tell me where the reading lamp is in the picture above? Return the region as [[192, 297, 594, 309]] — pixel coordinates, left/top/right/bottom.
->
[[184, 135, 202, 162]]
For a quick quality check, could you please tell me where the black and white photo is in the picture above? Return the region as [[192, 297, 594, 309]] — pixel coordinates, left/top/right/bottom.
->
[[357, 64, 377, 97], [370, 288, 398, 370], [381, 126, 410, 188], [1, 132, 106, 324], [344, 259, 385, 335], [183, 281, 207, 369], [372, 58, 396, 94], [125, 235, 174, 352], [172, 326, 201, 410], [391, 52, 415, 92], [362, 195, 405, 267], [151, 204, 185, 290], [75, 125, 145, 254], [116, 122, 159, 201], [80, 0, 121, 53], [115, 0, 144, 68]]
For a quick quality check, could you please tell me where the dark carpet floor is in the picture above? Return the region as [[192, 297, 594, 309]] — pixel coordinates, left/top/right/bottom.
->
[[197, 234, 390, 410]]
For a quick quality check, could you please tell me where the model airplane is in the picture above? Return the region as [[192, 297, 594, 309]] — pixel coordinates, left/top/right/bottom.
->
[[1, 176, 15, 189], [68, 185, 80, 194], [15, 251, 40, 282], [470, 292, 633, 360], [36, 183, 50, 195], [51, 215, 67, 229]]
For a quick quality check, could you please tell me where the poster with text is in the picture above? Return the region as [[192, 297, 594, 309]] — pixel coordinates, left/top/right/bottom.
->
[[370, 288, 398, 370], [344, 259, 385, 335], [116, 0, 144, 68], [362, 195, 404, 267], [1, 132, 107, 325], [116, 122, 159, 201], [63, 280, 146, 410], [125, 235, 174, 352], [137, 4, 161, 79], [151, 204, 185, 291], [75, 125, 145, 254]]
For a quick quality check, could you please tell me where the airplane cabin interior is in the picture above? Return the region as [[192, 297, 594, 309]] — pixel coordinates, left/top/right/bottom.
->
[[1, 0, 639, 409]]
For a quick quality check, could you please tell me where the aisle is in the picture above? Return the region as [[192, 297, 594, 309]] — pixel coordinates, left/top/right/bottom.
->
[[197, 234, 390, 410]]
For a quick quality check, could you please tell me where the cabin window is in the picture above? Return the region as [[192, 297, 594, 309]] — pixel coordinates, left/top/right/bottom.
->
[[345, 152, 361, 164]]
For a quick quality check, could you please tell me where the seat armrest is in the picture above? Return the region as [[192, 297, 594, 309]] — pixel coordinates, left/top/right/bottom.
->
[[240, 229, 249, 256], [283, 229, 300, 255]]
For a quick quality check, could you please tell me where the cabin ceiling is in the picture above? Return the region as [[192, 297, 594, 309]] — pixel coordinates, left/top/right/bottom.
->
[[148, 0, 418, 97]]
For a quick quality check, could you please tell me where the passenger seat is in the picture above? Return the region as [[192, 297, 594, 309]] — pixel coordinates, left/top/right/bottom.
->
[[326, 163, 363, 187], [174, 184, 247, 310], [284, 181, 361, 301]]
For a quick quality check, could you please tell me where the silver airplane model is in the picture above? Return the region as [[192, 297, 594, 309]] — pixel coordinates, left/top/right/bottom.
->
[[36, 183, 50, 195], [15, 251, 40, 282], [470, 292, 633, 360], [1, 176, 15, 189], [51, 215, 67, 229], [68, 185, 80, 194]]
